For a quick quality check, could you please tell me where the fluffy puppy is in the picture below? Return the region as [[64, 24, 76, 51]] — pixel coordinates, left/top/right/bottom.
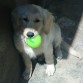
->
[[12, 4, 62, 80]]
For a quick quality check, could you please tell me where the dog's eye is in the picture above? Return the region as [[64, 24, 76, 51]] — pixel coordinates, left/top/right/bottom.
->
[[34, 19, 40, 23], [23, 18, 29, 22]]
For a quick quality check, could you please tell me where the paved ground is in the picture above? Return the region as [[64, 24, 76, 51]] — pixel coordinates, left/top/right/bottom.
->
[[29, 56, 83, 83]]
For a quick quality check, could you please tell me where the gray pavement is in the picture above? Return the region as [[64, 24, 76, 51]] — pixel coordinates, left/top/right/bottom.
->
[[29, 55, 83, 83]]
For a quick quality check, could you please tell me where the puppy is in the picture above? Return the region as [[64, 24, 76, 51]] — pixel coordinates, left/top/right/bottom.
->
[[12, 4, 63, 80]]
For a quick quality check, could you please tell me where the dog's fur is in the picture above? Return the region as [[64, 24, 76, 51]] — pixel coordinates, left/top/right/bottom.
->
[[12, 4, 81, 80]]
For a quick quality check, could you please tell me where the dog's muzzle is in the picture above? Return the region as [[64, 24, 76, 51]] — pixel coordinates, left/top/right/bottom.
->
[[23, 28, 39, 38]]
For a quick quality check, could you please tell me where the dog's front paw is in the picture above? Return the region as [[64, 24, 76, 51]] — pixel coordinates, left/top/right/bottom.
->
[[57, 51, 63, 60], [23, 69, 32, 80], [46, 64, 55, 76], [57, 54, 63, 59]]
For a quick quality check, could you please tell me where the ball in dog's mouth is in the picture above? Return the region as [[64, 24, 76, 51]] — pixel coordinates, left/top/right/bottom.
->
[[24, 34, 42, 48]]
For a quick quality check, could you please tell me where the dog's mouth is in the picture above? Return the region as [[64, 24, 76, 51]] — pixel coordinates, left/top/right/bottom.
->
[[23, 28, 39, 38]]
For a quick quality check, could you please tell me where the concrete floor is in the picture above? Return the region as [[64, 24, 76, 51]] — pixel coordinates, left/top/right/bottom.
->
[[29, 56, 83, 83]]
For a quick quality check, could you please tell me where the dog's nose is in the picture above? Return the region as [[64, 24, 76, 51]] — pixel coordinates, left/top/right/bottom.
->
[[27, 32, 34, 38]]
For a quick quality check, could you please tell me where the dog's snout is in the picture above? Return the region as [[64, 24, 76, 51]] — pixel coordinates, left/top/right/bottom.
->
[[27, 32, 34, 38]]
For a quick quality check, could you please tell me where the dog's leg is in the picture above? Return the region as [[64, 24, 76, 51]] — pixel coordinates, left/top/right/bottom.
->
[[44, 45, 55, 76], [22, 53, 32, 80], [55, 45, 63, 59]]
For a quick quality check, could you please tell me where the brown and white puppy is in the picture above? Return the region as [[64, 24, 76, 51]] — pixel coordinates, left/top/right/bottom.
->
[[12, 4, 62, 80]]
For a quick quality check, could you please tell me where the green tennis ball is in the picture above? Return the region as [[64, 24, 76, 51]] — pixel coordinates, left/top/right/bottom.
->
[[25, 34, 42, 48]]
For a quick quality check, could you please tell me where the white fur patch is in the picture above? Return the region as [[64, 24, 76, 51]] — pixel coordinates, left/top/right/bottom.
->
[[24, 45, 36, 58], [46, 64, 55, 76], [21, 35, 36, 58], [23, 28, 38, 38]]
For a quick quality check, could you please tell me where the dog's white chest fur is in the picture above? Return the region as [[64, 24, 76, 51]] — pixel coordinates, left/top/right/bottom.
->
[[21, 36, 37, 58], [14, 34, 36, 58], [24, 45, 36, 58]]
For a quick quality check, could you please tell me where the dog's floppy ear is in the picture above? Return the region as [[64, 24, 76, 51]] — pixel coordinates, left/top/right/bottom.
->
[[43, 9, 54, 34], [11, 9, 19, 31]]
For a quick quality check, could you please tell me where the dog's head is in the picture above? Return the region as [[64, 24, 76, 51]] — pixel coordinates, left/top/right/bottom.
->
[[12, 4, 54, 38]]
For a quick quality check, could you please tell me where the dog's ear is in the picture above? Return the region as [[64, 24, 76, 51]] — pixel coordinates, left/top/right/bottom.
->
[[43, 9, 54, 34], [11, 9, 19, 31]]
